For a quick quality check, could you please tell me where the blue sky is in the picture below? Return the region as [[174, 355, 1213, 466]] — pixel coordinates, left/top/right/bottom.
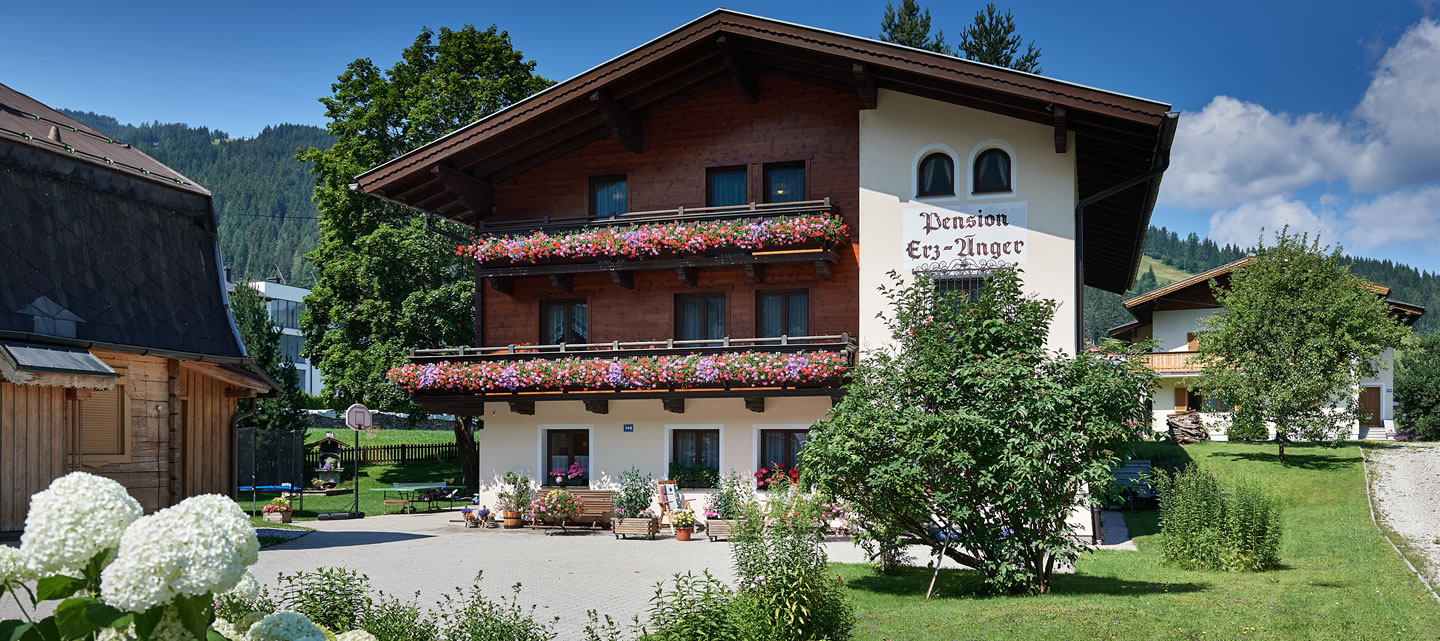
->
[[3, 1, 1438, 270]]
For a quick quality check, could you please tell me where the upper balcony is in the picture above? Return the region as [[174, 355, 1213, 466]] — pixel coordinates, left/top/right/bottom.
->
[[1143, 351, 1202, 375], [391, 334, 857, 416], [461, 199, 848, 292]]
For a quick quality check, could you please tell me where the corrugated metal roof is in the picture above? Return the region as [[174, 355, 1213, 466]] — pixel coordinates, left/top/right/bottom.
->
[[0, 340, 118, 377], [0, 83, 209, 196]]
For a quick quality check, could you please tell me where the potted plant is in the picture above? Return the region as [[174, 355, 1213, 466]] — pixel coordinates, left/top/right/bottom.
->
[[705, 470, 753, 541], [262, 497, 292, 523], [496, 471, 534, 528], [531, 489, 584, 534], [548, 462, 586, 487], [613, 466, 660, 539], [670, 508, 697, 541]]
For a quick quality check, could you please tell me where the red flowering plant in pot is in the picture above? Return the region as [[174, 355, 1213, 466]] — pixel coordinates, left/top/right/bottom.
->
[[457, 214, 849, 266], [530, 489, 584, 533], [754, 463, 800, 490], [261, 497, 292, 523]]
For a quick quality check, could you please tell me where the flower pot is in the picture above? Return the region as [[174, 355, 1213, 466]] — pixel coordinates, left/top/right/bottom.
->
[[503, 511, 522, 528], [263, 511, 292, 524], [614, 517, 660, 540], [675, 526, 694, 541], [706, 519, 742, 541]]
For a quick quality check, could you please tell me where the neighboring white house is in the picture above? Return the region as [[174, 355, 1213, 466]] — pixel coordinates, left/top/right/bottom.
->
[[1109, 258, 1426, 440], [247, 279, 324, 396]]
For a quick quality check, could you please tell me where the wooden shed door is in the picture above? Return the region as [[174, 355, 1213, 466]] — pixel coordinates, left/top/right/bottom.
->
[[1359, 387, 1382, 428], [1173, 386, 1188, 411]]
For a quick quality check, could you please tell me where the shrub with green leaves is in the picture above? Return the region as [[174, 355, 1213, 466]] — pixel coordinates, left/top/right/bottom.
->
[[705, 470, 754, 520], [1154, 465, 1283, 572], [614, 466, 655, 518], [668, 463, 720, 489], [637, 571, 742, 641], [1225, 410, 1269, 441]]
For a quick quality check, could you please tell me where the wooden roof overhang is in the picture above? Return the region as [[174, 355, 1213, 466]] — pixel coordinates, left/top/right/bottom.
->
[[356, 9, 1176, 293]]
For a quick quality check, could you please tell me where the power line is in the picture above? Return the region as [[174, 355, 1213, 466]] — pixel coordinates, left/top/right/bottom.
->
[[223, 213, 322, 220]]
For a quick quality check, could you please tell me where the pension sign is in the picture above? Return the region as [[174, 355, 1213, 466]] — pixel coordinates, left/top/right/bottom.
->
[[902, 202, 1028, 267]]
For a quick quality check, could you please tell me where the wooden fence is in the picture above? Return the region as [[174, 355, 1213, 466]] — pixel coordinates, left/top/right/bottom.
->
[[305, 443, 459, 469]]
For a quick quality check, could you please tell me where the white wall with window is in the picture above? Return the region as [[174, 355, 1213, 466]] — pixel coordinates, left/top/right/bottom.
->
[[247, 279, 324, 396]]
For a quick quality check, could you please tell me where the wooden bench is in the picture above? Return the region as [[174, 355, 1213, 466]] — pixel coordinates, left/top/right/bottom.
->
[[1113, 459, 1155, 510], [569, 490, 615, 529]]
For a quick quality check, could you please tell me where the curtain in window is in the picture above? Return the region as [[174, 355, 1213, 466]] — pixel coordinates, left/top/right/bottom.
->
[[919, 154, 954, 195], [974, 150, 1011, 193], [762, 432, 786, 468], [709, 171, 746, 207], [706, 297, 725, 341], [786, 294, 808, 337], [543, 303, 567, 344], [593, 179, 627, 216], [759, 294, 783, 337], [678, 297, 703, 340], [569, 303, 587, 343], [676, 432, 697, 465], [765, 166, 804, 203], [698, 431, 719, 469]]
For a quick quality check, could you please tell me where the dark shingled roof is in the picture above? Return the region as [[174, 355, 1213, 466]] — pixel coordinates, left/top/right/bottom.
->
[[0, 82, 251, 362]]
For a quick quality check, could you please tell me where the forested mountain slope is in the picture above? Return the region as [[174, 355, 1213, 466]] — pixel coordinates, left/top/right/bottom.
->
[[58, 110, 333, 286]]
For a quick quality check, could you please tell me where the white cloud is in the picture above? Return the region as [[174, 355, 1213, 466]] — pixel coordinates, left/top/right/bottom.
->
[[1160, 19, 1440, 209], [1207, 196, 1341, 248], [1340, 185, 1440, 251]]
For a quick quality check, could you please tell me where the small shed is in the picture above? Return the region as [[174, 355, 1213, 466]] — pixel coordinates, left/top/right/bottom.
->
[[307, 433, 349, 487]]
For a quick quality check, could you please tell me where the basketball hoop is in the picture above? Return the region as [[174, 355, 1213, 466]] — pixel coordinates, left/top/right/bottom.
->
[[345, 403, 374, 431]]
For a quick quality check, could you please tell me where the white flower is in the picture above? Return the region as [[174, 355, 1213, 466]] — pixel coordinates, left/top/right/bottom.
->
[[100, 494, 260, 612], [247, 611, 326, 641], [212, 616, 247, 641], [224, 570, 261, 602], [20, 472, 141, 576], [0, 545, 34, 584], [97, 606, 192, 641], [336, 631, 378, 641]]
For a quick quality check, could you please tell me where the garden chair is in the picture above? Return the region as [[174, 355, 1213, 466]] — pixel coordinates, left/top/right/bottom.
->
[[657, 480, 693, 529]]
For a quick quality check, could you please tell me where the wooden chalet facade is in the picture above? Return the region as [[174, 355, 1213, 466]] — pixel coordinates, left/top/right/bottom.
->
[[0, 83, 278, 533], [358, 10, 1178, 505], [1109, 258, 1425, 440]]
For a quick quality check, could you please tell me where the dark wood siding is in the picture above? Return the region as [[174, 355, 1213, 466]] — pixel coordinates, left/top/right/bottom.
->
[[482, 76, 860, 345], [0, 383, 67, 532]]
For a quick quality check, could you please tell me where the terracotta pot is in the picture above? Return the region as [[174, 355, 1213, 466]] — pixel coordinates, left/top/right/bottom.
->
[[503, 511, 522, 528], [263, 511, 292, 524], [675, 526, 694, 541]]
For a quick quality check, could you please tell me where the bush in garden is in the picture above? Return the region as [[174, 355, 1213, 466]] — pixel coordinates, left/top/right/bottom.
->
[[667, 463, 719, 489], [613, 466, 655, 519], [1396, 332, 1440, 440], [1225, 410, 1269, 441], [636, 572, 742, 641], [273, 567, 370, 631], [705, 470, 754, 520], [1154, 465, 1283, 572], [430, 576, 557, 641]]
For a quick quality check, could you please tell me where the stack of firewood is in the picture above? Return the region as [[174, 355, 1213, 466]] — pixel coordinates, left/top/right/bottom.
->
[[1167, 410, 1209, 445]]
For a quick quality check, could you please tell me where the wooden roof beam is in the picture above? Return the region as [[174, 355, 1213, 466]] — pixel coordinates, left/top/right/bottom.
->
[[430, 163, 494, 219], [1053, 106, 1068, 153], [589, 90, 643, 154], [853, 63, 877, 110], [716, 35, 759, 104]]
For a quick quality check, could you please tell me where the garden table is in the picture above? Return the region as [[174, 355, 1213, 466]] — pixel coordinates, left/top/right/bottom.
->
[[371, 482, 448, 514]]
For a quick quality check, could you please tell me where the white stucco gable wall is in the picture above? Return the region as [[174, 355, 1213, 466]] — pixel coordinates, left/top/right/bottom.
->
[[857, 89, 1079, 355]]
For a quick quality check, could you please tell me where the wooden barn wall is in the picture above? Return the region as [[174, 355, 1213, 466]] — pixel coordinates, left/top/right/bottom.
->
[[179, 367, 234, 498], [0, 383, 67, 532], [86, 350, 173, 513], [483, 76, 861, 346]]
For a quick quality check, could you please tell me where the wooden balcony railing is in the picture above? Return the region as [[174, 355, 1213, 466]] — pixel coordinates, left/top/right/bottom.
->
[[474, 199, 835, 235], [409, 333, 856, 362], [1143, 351, 1202, 374]]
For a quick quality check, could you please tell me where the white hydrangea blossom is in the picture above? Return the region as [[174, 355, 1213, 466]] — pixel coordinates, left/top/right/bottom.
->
[[0, 545, 34, 584], [20, 472, 141, 576], [99, 494, 260, 612], [211, 617, 247, 641], [336, 631, 379, 641], [96, 606, 193, 641], [224, 570, 261, 602], [247, 611, 326, 641]]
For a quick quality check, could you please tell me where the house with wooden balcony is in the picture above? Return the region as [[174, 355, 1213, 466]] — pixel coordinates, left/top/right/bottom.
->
[[357, 9, 1178, 502], [1109, 258, 1425, 440]]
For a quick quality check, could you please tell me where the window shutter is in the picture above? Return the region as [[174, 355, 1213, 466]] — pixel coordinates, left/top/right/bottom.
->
[[1174, 386, 1188, 411], [78, 385, 124, 455], [1186, 332, 1198, 351]]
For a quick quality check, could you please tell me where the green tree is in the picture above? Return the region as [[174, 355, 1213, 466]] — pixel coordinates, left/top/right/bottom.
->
[[802, 269, 1155, 594], [229, 284, 306, 430], [957, 3, 1043, 73], [1395, 333, 1440, 439], [879, 0, 952, 54], [298, 25, 553, 488], [1195, 229, 1410, 461]]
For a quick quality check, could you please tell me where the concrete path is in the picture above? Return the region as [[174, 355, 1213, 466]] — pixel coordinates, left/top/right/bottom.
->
[[1366, 442, 1440, 588]]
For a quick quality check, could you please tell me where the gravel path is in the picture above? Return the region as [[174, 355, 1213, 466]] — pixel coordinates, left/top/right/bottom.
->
[[1367, 442, 1440, 587]]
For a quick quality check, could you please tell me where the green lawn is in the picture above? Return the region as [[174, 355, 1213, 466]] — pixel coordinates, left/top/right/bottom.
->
[[837, 441, 1440, 640], [304, 427, 455, 447], [1139, 254, 1195, 286], [239, 458, 465, 520]]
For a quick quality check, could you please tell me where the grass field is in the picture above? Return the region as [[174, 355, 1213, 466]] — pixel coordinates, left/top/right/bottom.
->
[[240, 458, 464, 520], [1139, 254, 1195, 286], [303, 426, 455, 446], [836, 441, 1440, 641]]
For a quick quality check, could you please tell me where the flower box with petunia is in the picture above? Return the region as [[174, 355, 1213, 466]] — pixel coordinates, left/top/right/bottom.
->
[[387, 350, 850, 393], [457, 213, 848, 265]]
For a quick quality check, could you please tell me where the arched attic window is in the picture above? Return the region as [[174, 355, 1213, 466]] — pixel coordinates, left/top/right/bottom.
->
[[973, 148, 1013, 194], [916, 152, 955, 197]]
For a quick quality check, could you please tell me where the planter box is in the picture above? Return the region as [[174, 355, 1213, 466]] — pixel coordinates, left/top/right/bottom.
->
[[263, 511, 292, 524], [614, 517, 660, 540], [706, 519, 742, 541], [503, 511, 523, 529]]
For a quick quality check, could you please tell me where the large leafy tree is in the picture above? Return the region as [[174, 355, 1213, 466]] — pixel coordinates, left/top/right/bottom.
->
[[229, 284, 306, 430], [1396, 333, 1440, 440], [299, 26, 553, 488], [1195, 229, 1410, 461], [957, 3, 1043, 73], [803, 269, 1155, 594], [879, 0, 952, 54]]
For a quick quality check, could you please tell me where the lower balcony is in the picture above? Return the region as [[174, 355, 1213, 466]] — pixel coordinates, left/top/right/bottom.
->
[[1144, 351, 1202, 375], [392, 334, 857, 415]]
